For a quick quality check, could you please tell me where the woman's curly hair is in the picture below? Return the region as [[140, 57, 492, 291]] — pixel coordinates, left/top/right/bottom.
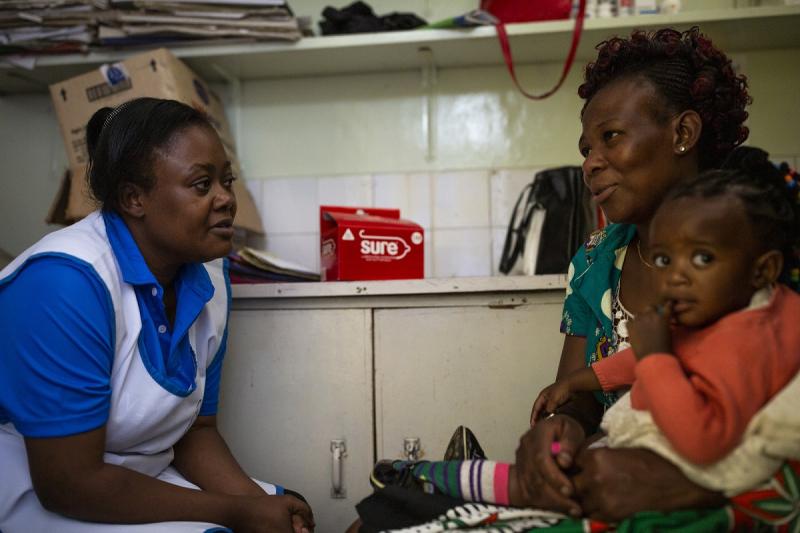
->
[[579, 27, 751, 170]]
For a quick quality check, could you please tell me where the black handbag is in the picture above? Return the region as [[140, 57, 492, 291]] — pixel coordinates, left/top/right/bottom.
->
[[498, 166, 596, 275]]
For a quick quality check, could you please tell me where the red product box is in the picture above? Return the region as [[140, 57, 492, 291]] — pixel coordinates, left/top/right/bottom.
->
[[320, 206, 424, 281]]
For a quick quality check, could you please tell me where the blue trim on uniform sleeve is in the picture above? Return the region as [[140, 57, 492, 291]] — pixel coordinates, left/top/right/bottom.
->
[[0, 254, 115, 437], [199, 258, 231, 416], [202, 528, 233, 533]]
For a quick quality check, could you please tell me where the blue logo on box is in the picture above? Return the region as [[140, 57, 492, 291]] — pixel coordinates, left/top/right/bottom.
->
[[105, 65, 126, 86], [100, 62, 130, 88]]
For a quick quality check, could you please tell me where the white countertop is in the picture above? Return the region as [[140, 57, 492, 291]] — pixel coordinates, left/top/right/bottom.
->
[[232, 274, 566, 299]]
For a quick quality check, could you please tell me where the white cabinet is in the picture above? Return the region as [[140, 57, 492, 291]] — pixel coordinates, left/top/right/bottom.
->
[[375, 297, 564, 464], [219, 275, 565, 532], [217, 307, 374, 532]]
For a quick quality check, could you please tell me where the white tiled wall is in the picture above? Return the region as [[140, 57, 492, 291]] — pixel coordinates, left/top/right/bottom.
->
[[245, 152, 800, 279], [246, 166, 545, 278]]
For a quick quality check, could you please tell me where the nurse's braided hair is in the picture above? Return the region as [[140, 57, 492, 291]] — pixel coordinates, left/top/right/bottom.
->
[[579, 27, 751, 171], [85, 97, 213, 213], [666, 146, 800, 291]]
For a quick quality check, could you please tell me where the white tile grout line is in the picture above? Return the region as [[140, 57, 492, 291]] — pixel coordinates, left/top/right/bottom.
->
[[429, 171, 438, 277], [487, 169, 496, 272], [370, 172, 377, 209]]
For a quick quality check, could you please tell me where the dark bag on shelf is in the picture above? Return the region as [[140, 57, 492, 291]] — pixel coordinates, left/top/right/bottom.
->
[[498, 166, 597, 275]]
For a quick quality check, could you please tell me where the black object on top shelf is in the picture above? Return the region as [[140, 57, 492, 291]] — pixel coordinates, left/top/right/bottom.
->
[[319, 1, 427, 35]]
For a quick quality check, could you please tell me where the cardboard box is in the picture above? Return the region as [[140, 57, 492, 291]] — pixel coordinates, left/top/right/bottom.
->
[[320, 206, 424, 281], [48, 48, 263, 234], [46, 164, 91, 226]]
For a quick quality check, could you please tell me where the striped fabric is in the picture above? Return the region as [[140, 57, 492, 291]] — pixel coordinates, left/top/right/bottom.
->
[[410, 460, 510, 506]]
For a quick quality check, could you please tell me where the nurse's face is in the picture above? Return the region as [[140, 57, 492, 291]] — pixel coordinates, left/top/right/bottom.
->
[[579, 76, 687, 225], [138, 124, 237, 265]]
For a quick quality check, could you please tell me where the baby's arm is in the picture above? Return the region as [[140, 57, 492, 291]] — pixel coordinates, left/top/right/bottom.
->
[[591, 348, 638, 390], [625, 304, 775, 465], [530, 367, 601, 425]]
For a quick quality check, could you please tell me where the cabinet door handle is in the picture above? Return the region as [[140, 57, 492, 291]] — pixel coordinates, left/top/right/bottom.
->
[[330, 439, 347, 499], [404, 437, 421, 461]]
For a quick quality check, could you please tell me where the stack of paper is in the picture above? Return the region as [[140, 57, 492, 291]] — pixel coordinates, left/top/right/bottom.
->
[[0, 1, 107, 56], [228, 246, 320, 284], [1, 0, 305, 59], [100, 0, 303, 46]]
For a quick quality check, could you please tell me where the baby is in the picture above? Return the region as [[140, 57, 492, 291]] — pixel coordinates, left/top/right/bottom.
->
[[531, 148, 800, 494]]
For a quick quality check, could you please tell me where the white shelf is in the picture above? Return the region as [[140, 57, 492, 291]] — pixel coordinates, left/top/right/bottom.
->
[[2, 6, 799, 93], [231, 274, 567, 300]]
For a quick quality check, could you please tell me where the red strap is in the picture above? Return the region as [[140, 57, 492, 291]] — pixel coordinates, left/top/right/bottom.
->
[[496, 0, 587, 100]]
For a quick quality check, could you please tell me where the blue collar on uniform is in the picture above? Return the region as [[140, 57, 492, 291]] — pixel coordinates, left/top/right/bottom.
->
[[102, 210, 216, 396], [102, 210, 213, 302]]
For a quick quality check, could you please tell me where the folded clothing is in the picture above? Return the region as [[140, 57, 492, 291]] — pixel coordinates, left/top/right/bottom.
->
[[319, 1, 426, 35]]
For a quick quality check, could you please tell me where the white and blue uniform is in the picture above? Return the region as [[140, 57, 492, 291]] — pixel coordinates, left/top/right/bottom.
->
[[0, 211, 279, 533]]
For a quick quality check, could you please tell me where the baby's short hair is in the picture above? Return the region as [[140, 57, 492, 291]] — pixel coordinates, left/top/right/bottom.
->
[[665, 147, 799, 269]]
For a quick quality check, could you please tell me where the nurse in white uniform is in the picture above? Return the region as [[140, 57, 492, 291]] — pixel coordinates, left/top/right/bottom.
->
[[0, 98, 314, 533]]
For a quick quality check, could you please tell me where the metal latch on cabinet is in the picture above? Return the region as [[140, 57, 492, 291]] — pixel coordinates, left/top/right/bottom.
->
[[331, 439, 348, 499]]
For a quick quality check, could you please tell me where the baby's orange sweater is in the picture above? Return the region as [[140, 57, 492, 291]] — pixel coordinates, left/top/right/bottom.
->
[[592, 284, 800, 465]]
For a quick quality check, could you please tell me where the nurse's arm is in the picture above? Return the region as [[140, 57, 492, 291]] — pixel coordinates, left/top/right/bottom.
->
[[172, 414, 267, 496], [23, 425, 304, 530]]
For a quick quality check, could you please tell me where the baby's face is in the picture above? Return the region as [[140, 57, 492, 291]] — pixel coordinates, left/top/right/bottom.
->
[[648, 195, 761, 328]]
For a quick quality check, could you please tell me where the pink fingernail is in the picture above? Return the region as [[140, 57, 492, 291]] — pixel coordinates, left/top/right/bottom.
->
[[550, 441, 562, 455]]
